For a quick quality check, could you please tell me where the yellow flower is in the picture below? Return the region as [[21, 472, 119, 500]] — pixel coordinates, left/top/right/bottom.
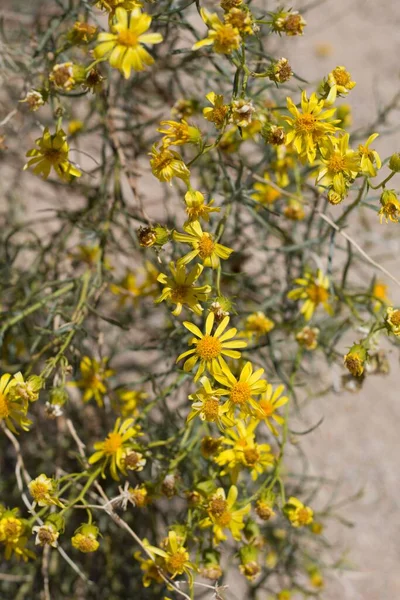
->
[[116, 388, 147, 417], [134, 550, 165, 587], [156, 262, 211, 316], [225, 7, 254, 36], [344, 343, 367, 377], [71, 524, 100, 553], [215, 420, 274, 481], [243, 312, 275, 338], [378, 189, 400, 223], [323, 66, 356, 105], [187, 376, 234, 430], [230, 98, 255, 128], [283, 91, 338, 163], [296, 326, 319, 350], [157, 119, 201, 146], [68, 21, 98, 44], [213, 359, 267, 417], [68, 120, 84, 135], [200, 485, 250, 543], [0, 512, 34, 561], [173, 221, 233, 269], [110, 270, 142, 306], [385, 306, 400, 337], [271, 145, 295, 188], [72, 356, 115, 407], [372, 281, 389, 312], [20, 90, 44, 111], [255, 383, 288, 436], [145, 531, 196, 583], [316, 133, 359, 196], [251, 174, 281, 207], [149, 143, 190, 183], [176, 312, 247, 381], [272, 10, 306, 36], [95, 0, 142, 15], [203, 92, 229, 129], [193, 9, 241, 54], [94, 8, 163, 78], [288, 269, 332, 321], [32, 523, 59, 547], [284, 497, 313, 527], [357, 133, 381, 177], [28, 474, 64, 508], [88, 418, 141, 480], [49, 62, 76, 91], [184, 189, 220, 225], [0, 373, 31, 433], [24, 128, 81, 181]]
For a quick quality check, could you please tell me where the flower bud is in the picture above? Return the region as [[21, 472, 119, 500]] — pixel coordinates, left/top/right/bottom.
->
[[388, 153, 400, 172]]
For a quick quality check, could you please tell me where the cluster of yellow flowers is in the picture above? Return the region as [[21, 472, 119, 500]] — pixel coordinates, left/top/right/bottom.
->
[[2, 0, 400, 597]]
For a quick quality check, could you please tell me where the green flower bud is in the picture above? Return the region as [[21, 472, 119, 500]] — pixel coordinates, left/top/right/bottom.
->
[[388, 153, 400, 172]]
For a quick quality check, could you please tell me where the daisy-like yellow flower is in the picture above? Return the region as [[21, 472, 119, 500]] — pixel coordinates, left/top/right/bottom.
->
[[357, 133, 381, 177], [271, 145, 295, 188], [200, 485, 250, 543], [187, 376, 234, 429], [145, 531, 196, 583], [215, 420, 274, 481], [316, 133, 359, 196], [95, 0, 142, 16], [251, 174, 281, 207], [157, 119, 201, 146], [385, 306, 400, 337], [173, 221, 233, 270], [28, 474, 64, 508], [213, 359, 267, 417], [0, 511, 34, 561], [0, 373, 31, 433], [203, 92, 229, 129], [323, 66, 356, 105], [24, 128, 81, 181], [176, 312, 247, 381], [224, 7, 254, 36], [94, 8, 163, 78], [272, 10, 306, 36], [71, 524, 100, 553], [242, 312, 275, 339], [288, 269, 332, 321], [255, 384, 288, 436], [284, 497, 313, 527], [372, 281, 389, 312], [283, 91, 338, 163], [110, 270, 142, 306], [72, 356, 115, 407], [193, 9, 241, 54], [184, 189, 220, 225], [134, 550, 165, 588], [149, 143, 190, 184], [88, 418, 141, 480], [378, 189, 400, 224], [156, 262, 211, 316], [116, 388, 147, 417]]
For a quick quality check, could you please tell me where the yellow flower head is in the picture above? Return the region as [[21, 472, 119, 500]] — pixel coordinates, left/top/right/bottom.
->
[[372, 281, 389, 312], [156, 262, 211, 316], [357, 133, 381, 177], [176, 312, 247, 381], [149, 143, 190, 183], [224, 7, 254, 36], [203, 92, 229, 129], [158, 119, 201, 146], [0, 373, 32, 433], [95, 0, 142, 15], [32, 523, 59, 548], [117, 388, 147, 417], [144, 531, 196, 582], [288, 269, 332, 321], [187, 376, 234, 430], [184, 189, 220, 225], [215, 420, 274, 481], [214, 359, 267, 417], [344, 343, 367, 377], [283, 91, 339, 163], [28, 474, 64, 508], [296, 326, 319, 350], [49, 62, 76, 91], [24, 128, 81, 181], [316, 133, 359, 196], [323, 66, 356, 105], [378, 189, 400, 223], [284, 497, 313, 527], [272, 10, 306, 36], [94, 8, 163, 78], [110, 270, 142, 306], [72, 356, 115, 407], [193, 9, 241, 55], [385, 306, 400, 337], [201, 485, 250, 543], [173, 221, 233, 270], [71, 524, 100, 553], [243, 312, 275, 338], [88, 417, 141, 480], [68, 21, 98, 44], [255, 383, 288, 436]]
